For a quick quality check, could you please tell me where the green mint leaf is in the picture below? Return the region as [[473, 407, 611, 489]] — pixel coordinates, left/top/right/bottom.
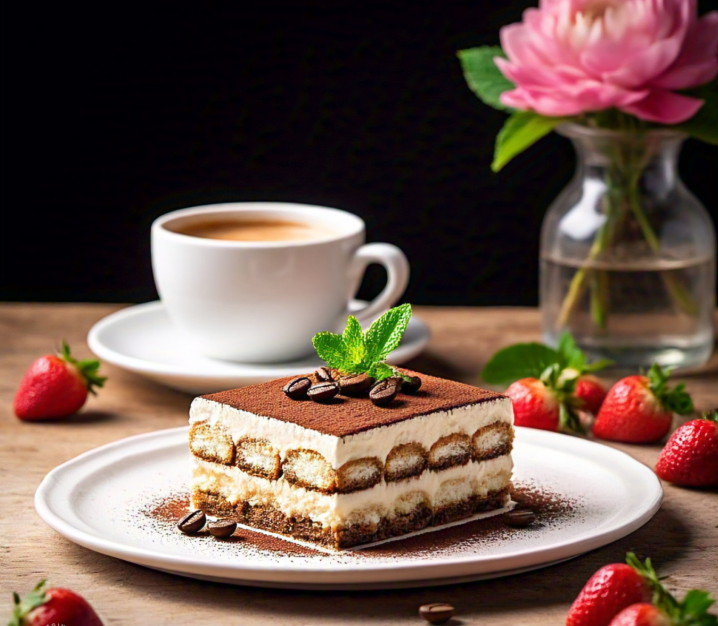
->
[[674, 81, 718, 145], [368, 362, 395, 381], [312, 332, 348, 370], [680, 590, 715, 619], [557, 332, 585, 371], [364, 303, 412, 362], [492, 111, 569, 172], [456, 46, 515, 112], [482, 343, 561, 386], [342, 315, 366, 365]]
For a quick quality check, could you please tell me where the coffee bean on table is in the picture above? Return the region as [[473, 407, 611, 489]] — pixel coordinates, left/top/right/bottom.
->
[[502, 508, 536, 528], [283, 377, 312, 400], [177, 510, 206, 534], [307, 382, 340, 403], [419, 603, 455, 624], [402, 375, 422, 394], [369, 378, 400, 407], [315, 366, 335, 382], [208, 520, 238, 538], [338, 373, 375, 396]]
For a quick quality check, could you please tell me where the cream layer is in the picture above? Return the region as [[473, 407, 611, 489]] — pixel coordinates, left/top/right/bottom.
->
[[189, 396, 513, 468], [190, 454, 513, 528]]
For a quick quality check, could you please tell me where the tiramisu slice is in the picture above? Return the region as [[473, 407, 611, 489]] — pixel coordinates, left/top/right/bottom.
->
[[188, 370, 514, 550]]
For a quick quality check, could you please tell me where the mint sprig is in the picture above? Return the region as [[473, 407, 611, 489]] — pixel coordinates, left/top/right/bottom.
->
[[312, 304, 412, 381], [481, 331, 611, 386]]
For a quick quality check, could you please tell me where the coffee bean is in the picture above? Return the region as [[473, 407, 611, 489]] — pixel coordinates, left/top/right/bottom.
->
[[419, 603, 455, 624], [502, 508, 536, 528], [208, 520, 238, 538], [339, 373, 375, 396], [283, 377, 312, 400], [315, 366, 335, 382], [369, 378, 400, 407], [402, 375, 422, 394], [177, 510, 206, 534], [308, 382, 340, 403]]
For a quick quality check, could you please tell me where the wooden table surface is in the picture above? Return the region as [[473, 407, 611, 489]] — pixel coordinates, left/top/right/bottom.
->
[[1, 304, 717, 625]]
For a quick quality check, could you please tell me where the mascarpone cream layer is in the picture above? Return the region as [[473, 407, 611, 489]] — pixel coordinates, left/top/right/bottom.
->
[[191, 454, 513, 528], [189, 396, 513, 468]]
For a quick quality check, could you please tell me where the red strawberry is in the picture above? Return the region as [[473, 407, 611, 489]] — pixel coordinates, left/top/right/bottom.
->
[[13, 342, 106, 420], [566, 554, 655, 626], [575, 375, 607, 415], [593, 364, 693, 443], [10, 580, 103, 626], [608, 604, 671, 626], [505, 378, 561, 431], [655, 411, 718, 487]]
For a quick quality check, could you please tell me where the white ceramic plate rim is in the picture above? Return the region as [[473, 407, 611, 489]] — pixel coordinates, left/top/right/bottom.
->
[[87, 301, 430, 379], [35, 426, 662, 584]]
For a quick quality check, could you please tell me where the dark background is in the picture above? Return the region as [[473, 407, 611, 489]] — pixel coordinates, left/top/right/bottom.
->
[[2, 1, 717, 306]]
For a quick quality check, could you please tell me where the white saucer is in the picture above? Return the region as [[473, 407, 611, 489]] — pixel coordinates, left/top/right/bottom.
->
[[88, 301, 431, 394], [35, 426, 662, 590]]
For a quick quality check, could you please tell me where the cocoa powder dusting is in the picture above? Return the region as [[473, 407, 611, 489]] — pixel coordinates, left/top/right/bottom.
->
[[139, 481, 577, 561]]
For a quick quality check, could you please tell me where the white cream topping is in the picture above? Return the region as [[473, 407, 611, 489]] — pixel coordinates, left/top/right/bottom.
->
[[189, 396, 513, 468], [191, 455, 513, 528]]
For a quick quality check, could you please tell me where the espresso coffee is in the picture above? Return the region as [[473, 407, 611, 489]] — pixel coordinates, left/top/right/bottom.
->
[[174, 219, 333, 242]]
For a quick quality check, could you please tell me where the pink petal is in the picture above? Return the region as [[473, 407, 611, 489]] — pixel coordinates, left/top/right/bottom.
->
[[621, 89, 705, 123], [598, 37, 682, 88], [652, 11, 718, 89]]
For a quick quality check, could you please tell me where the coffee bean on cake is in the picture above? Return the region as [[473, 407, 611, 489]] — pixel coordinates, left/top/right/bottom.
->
[[282, 377, 312, 400], [208, 520, 237, 538], [177, 510, 206, 534], [419, 603, 455, 624], [315, 366, 335, 382], [370, 378, 400, 407], [338, 373, 375, 397], [307, 382, 340, 403], [502, 509, 536, 527]]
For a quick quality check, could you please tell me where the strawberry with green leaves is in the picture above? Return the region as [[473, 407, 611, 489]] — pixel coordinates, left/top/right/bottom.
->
[[312, 303, 413, 383], [13, 342, 106, 421], [593, 364, 693, 443], [655, 411, 718, 487], [482, 332, 611, 434], [567, 553, 717, 626], [10, 580, 104, 626]]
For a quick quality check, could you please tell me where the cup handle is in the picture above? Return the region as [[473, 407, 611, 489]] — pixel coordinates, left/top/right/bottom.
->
[[349, 243, 410, 325]]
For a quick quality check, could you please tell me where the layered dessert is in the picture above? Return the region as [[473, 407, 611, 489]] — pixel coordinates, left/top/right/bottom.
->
[[188, 369, 514, 550]]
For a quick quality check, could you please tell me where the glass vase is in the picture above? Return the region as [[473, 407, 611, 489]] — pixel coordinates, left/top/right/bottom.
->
[[540, 123, 715, 370]]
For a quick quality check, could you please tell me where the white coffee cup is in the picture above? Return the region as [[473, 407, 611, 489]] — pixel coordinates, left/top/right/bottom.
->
[[151, 202, 410, 363]]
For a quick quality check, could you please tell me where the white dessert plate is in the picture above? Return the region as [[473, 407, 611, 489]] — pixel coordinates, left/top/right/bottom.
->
[[87, 301, 430, 394], [35, 426, 662, 590]]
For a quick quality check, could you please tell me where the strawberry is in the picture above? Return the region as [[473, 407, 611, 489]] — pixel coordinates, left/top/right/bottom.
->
[[10, 580, 103, 626], [566, 553, 656, 626], [593, 364, 693, 443], [13, 341, 106, 420], [655, 411, 718, 487], [506, 377, 561, 431], [575, 375, 607, 415], [608, 604, 671, 626]]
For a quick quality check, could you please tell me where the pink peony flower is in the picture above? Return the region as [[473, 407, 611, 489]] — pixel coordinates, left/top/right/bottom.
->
[[495, 0, 718, 124]]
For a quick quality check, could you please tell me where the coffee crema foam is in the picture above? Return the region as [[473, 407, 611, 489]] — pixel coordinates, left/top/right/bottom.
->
[[172, 219, 336, 242]]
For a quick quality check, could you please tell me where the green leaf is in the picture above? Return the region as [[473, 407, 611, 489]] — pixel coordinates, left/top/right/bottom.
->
[[557, 332, 585, 371], [492, 111, 568, 172], [681, 590, 715, 618], [368, 362, 395, 381], [311, 332, 348, 370], [342, 315, 366, 365], [583, 359, 614, 373], [481, 343, 561, 386], [364, 303, 412, 362], [647, 363, 694, 415], [456, 46, 515, 112], [674, 81, 718, 145]]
